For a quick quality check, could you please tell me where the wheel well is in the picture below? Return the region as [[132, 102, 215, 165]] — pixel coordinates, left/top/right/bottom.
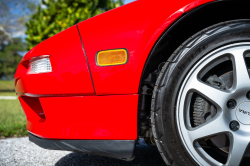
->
[[138, 0, 250, 143]]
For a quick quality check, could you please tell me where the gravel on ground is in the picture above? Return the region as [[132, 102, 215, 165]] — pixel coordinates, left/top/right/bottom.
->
[[0, 137, 166, 166]]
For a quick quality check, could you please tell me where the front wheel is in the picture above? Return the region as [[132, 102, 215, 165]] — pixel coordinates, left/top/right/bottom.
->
[[152, 20, 250, 166]]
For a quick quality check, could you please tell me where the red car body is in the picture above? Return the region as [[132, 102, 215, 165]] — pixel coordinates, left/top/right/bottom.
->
[[15, 0, 240, 161]]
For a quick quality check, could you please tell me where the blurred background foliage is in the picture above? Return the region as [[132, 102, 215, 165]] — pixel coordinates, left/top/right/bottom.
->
[[0, 38, 26, 79], [26, 0, 124, 50], [0, 0, 38, 80]]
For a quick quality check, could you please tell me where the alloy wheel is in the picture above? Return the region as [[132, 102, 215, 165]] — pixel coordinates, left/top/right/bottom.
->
[[177, 43, 250, 166]]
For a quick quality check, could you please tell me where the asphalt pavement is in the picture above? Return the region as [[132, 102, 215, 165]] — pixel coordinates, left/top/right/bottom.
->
[[0, 137, 166, 166]]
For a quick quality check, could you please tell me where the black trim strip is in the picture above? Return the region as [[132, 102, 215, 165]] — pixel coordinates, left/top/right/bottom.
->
[[76, 25, 96, 95], [29, 133, 135, 161]]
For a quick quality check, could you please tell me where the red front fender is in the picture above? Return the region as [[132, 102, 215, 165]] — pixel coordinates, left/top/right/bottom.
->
[[77, 0, 215, 95]]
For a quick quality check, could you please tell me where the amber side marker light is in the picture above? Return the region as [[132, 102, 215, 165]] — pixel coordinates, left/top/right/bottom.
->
[[96, 49, 128, 66]]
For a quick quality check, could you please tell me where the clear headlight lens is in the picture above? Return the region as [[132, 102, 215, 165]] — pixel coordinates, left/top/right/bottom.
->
[[28, 57, 52, 74]]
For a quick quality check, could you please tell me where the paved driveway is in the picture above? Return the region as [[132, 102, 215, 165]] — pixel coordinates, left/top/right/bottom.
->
[[0, 137, 165, 166]]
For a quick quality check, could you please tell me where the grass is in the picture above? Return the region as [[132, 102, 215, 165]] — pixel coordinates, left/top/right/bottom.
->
[[0, 92, 17, 96], [0, 80, 28, 138], [0, 80, 15, 91], [0, 99, 28, 138], [0, 80, 27, 138]]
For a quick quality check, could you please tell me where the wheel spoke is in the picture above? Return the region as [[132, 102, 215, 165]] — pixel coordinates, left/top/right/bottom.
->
[[177, 44, 250, 166], [231, 49, 250, 89], [188, 78, 229, 109], [225, 135, 249, 166], [188, 115, 227, 142]]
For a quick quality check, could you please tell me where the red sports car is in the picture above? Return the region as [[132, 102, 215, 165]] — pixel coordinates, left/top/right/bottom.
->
[[15, 0, 250, 165]]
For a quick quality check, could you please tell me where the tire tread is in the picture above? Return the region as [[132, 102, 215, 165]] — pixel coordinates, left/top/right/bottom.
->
[[151, 19, 250, 166]]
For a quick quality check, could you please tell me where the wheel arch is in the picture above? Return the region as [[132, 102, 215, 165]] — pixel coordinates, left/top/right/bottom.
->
[[138, 0, 250, 140]]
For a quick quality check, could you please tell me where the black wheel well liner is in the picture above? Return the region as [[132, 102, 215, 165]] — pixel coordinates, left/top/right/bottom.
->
[[138, 0, 250, 140]]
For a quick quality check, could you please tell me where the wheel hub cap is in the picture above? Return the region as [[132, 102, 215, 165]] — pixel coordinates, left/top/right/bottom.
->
[[236, 102, 250, 125]]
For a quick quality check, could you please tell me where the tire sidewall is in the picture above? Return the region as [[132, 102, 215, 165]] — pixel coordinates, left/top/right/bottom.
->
[[153, 20, 250, 166]]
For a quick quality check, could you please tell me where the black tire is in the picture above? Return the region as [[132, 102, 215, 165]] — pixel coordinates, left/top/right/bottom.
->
[[151, 19, 250, 166]]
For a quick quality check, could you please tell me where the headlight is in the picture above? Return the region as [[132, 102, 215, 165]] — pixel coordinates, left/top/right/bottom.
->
[[28, 56, 52, 74]]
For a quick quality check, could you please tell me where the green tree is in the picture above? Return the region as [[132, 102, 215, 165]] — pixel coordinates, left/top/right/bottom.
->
[[0, 0, 38, 79], [0, 38, 25, 79], [26, 0, 124, 50], [0, 0, 38, 38]]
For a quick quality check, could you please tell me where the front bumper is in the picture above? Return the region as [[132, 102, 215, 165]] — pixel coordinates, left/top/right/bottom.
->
[[19, 94, 138, 140]]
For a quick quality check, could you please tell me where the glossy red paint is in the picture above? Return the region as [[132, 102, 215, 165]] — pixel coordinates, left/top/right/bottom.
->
[[14, 0, 217, 140], [15, 25, 95, 96], [19, 94, 138, 139], [77, 0, 215, 95]]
